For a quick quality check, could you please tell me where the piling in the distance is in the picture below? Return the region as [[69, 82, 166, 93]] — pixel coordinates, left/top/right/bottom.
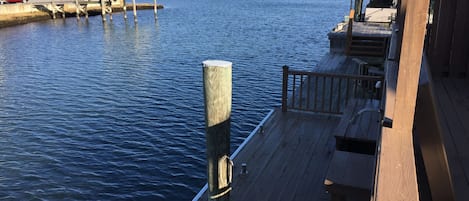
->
[[132, 0, 137, 22], [100, 0, 106, 21], [122, 0, 127, 19], [202, 60, 233, 201], [153, 0, 158, 20], [75, 0, 80, 20]]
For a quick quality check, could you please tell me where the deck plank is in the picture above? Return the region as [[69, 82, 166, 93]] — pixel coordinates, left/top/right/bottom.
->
[[236, 110, 339, 201], [271, 115, 337, 201], [199, 109, 340, 201]]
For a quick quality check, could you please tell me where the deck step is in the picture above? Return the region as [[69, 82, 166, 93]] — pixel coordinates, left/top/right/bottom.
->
[[348, 36, 388, 57]]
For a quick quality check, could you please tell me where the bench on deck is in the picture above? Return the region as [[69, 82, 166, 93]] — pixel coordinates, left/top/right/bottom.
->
[[333, 98, 381, 155], [324, 98, 382, 201]]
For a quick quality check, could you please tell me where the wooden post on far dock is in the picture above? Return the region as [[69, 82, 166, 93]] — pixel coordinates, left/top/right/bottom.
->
[[153, 0, 158, 20], [132, 0, 137, 22], [122, 0, 127, 19], [109, 2, 113, 21], [51, 1, 56, 19], [100, 0, 106, 21], [75, 0, 80, 20], [203, 60, 233, 201]]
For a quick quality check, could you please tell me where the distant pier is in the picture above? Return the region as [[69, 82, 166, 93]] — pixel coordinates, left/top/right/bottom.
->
[[0, 0, 163, 28]]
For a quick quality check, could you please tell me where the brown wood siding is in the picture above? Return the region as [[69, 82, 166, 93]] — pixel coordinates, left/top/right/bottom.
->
[[428, 0, 456, 75], [449, 0, 469, 77]]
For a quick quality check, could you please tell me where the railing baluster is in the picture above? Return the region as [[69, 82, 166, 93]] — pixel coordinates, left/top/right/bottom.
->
[[329, 76, 334, 113], [306, 75, 311, 110], [345, 78, 350, 106], [337, 78, 342, 113], [292, 74, 296, 109], [299, 75, 303, 109], [281, 65, 289, 112], [322, 75, 326, 112], [353, 78, 358, 99], [314, 75, 318, 111]]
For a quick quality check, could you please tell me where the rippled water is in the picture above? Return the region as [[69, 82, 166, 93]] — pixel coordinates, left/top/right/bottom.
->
[[0, 0, 346, 200]]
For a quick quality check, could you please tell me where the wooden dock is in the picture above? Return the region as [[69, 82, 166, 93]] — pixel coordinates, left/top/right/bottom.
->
[[194, 51, 386, 201], [195, 0, 469, 200], [198, 108, 341, 201]]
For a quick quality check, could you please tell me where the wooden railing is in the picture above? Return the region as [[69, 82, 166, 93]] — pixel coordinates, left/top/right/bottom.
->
[[281, 65, 384, 114]]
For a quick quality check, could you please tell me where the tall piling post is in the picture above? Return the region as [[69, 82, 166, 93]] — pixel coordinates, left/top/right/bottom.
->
[[153, 0, 157, 20], [100, 0, 106, 21], [51, 1, 56, 19], [203, 60, 233, 201], [108, 1, 113, 21], [75, 0, 81, 20], [122, 0, 127, 19], [75, 0, 80, 20], [132, 0, 137, 22], [85, 5, 89, 19]]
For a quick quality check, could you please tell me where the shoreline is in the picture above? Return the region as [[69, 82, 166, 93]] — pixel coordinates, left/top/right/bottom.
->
[[0, 3, 163, 29]]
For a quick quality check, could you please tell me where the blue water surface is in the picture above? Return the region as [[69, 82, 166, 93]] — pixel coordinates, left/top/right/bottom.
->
[[0, 0, 347, 200]]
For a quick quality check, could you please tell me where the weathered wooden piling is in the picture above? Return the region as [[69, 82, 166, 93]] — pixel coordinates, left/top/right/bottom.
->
[[153, 0, 157, 20], [122, 0, 127, 19], [51, 0, 56, 19], [107, 2, 113, 21], [153, 0, 158, 20], [75, 0, 80, 20], [202, 60, 233, 201], [132, 0, 137, 22], [100, 0, 106, 21]]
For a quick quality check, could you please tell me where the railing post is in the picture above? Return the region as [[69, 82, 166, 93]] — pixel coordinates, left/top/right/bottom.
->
[[282, 65, 289, 113], [346, 9, 354, 55]]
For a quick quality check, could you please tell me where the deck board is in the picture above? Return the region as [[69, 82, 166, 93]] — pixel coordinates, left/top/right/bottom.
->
[[198, 109, 340, 201], [433, 77, 469, 201]]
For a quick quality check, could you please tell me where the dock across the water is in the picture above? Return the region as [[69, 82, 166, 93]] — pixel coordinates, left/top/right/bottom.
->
[[0, 0, 163, 28]]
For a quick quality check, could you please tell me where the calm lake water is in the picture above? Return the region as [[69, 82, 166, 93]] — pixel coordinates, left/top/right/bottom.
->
[[0, 0, 346, 200]]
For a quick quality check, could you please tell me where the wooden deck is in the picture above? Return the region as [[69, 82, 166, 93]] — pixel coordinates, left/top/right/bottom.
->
[[198, 108, 340, 201], [195, 52, 386, 201], [433, 77, 469, 201]]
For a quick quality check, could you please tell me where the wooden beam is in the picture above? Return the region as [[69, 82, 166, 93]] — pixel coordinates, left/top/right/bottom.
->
[[375, 0, 430, 200]]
